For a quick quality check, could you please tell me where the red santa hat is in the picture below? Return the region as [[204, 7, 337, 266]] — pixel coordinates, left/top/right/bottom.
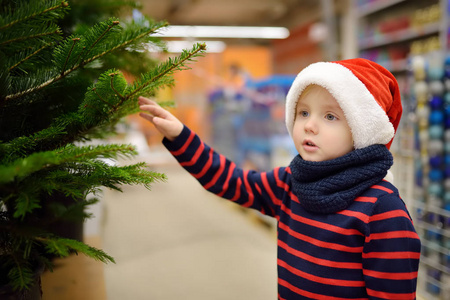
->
[[285, 58, 402, 150]]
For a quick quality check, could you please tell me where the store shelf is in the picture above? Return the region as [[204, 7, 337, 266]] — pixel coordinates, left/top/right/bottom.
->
[[410, 46, 450, 299], [377, 58, 408, 72], [420, 258, 449, 279], [414, 201, 450, 219], [354, 1, 449, 298], [356, 0, 407, 18], [417, 268, 444, 300], [358, 22, 440, 50]]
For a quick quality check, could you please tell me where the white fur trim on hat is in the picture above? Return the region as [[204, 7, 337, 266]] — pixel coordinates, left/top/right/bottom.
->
[[285, 62, 395, 149]]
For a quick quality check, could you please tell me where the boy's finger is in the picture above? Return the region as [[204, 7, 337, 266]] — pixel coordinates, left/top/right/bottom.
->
[[138, 96, 157, 105], [152, 116, 174, 130], [139, 112, 154, 123], [140, 104, 171, 119], [139, 104, 160, 113]]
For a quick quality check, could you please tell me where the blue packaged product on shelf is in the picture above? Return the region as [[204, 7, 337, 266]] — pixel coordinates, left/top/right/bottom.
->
[[430, 110, 445, 124], [430, 155, 443, 167], [429, 168, 444, 181]]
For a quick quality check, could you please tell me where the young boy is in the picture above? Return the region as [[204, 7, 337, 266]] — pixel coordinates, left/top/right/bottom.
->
[[139, 58, 421, 299]]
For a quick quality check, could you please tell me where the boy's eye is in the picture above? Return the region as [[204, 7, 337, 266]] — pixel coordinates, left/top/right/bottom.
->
[[299, 111, 309, 117], [325, 114, 337, 121]]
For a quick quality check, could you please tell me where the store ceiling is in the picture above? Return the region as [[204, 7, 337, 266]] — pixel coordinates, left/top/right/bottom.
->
[[138, 0, 322, 29]]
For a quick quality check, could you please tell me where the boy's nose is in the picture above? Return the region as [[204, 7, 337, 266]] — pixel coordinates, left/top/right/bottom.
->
[[304, 117, 318, 134]]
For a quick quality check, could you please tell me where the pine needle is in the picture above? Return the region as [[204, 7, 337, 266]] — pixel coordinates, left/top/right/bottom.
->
[[39, 237, 115, 263]]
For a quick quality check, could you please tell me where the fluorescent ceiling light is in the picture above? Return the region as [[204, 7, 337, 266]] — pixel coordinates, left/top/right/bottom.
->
[[147, 40, 226, 53], [167, 41, 226, 53], [154, 25, 290, 39]]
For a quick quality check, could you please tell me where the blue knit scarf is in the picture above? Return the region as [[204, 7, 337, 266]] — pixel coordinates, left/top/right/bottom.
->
[[289, 144, 393, 214]]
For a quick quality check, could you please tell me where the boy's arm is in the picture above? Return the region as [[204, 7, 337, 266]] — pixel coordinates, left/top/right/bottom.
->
[[362, 194, 421, 300], [139, 97, 287, 217], [163, 125, 285, 217]]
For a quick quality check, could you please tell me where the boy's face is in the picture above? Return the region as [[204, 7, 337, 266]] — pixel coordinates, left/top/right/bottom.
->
[[292, 85, 354, 162]]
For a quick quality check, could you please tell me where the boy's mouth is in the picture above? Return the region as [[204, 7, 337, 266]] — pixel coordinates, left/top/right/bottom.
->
[[303, 140, 316, 147]]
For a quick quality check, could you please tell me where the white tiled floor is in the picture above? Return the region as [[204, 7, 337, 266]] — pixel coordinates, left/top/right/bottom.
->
[[100, 159, 278, 300]]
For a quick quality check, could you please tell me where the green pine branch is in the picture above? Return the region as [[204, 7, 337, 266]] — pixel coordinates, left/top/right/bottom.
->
[[0, 0, 69, 31], [39, 237, 115, 263], [13, 193, 41, 220], [9, 42, 53, 72], [0, 24, 61, 47], [3, 235, 115, 290], [0, 143, 139, 184], [127, 43, 206, 98], [39, 161, 167, 195], [1, 43, 206, 160], [3, 18, 168, 102], [8, 257, 34, 291], [6, 69, 59, 97], [0, 143, 167, 218], [0, 0, 68, 58]]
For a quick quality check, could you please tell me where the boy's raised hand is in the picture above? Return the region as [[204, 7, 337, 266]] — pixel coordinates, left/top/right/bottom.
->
[[138, 96, 184, 141]]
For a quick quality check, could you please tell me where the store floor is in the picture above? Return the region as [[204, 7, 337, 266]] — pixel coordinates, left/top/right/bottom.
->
[[100, 152, 278, 300]]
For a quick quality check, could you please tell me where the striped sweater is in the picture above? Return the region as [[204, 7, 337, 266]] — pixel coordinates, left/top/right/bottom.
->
[[163, 126, 421, 300]]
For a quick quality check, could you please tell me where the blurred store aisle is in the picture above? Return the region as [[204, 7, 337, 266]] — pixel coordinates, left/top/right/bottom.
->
[[100, 152, 278, 300]]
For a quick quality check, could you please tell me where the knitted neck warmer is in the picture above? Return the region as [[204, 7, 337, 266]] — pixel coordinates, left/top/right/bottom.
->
[[289, 144, 393, 214]]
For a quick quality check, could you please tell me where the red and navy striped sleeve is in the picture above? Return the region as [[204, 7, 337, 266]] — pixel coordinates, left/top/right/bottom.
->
[[361, 183, 421, 300], [163, 126, 290, 218]]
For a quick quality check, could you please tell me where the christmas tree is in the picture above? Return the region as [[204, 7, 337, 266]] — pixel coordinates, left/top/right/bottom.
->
[[0, 0, 205, 294], [58, 0, 160, 77]]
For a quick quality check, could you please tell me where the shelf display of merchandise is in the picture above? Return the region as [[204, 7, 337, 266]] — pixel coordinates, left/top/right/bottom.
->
[[412, 51, 450, 300], [355, 0, 443, 73], [208, 75, 296, 171], [355, 1, 450, 298], [353, 0, 450, 203]]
